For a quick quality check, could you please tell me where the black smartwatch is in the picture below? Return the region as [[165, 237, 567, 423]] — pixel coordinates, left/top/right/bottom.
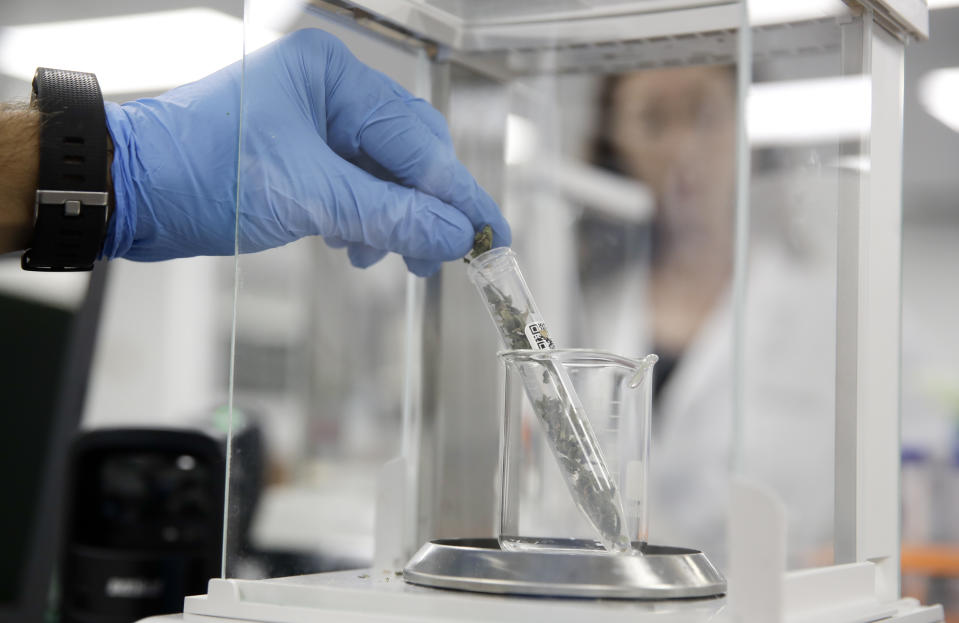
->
[[21, 67, 110, 272]]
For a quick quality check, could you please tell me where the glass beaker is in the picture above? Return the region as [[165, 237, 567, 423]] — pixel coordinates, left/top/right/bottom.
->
[[498, 349, 656, 554]]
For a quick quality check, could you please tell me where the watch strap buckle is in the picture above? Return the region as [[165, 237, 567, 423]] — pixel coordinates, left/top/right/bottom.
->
[[22, 190, 109, 272], [34, 189, 109, 218]]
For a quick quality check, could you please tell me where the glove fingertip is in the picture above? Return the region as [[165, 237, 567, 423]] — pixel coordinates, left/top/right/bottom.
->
[[401, 196, 475, 261], [404, 257, 440, 277], [439, 219, 476, 260], [452, 177, 511, 249], [324, 235, 349, 249], [348, 243, 389, 268]]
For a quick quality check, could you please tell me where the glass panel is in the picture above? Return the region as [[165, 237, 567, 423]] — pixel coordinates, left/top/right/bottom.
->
[[0, 1, 244, 618], [229, 2, 745, 578], [740, 18, 854, 569], [488, 61, 742, 566], [225, 4, 432, 579], [228, 1, 907, 588]]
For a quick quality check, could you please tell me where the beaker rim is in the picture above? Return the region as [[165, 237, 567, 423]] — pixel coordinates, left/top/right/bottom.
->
[[498, 348, 658, 371]]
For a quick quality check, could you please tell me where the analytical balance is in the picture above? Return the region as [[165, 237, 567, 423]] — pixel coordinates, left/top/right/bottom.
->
[[141, 1, 944, 621]]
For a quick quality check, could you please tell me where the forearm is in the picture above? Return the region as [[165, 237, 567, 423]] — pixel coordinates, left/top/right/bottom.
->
[[0, 103, 39, 253]]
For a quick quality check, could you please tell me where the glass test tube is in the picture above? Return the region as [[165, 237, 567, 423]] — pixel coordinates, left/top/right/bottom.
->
[[466, 247, 633, 553]]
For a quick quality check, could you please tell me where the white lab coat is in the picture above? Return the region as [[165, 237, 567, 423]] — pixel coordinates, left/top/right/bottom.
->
[[577, 239, 836, 569]]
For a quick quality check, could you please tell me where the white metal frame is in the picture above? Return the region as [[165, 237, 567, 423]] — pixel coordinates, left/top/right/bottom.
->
[[835, 9, 908, 602]]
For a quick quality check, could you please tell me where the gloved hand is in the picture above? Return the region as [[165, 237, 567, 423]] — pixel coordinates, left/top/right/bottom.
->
[[103, 28, 510, 275]]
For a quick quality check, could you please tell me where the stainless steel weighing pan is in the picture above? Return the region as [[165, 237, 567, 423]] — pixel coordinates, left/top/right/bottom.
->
[[404, 538, 726, 600]]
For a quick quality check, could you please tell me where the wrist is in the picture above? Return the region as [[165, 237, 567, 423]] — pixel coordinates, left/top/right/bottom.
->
[[0, 103, 40, 253]]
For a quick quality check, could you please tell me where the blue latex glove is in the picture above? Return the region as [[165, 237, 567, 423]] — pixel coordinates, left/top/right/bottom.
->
[[103, 28, 510, 275]]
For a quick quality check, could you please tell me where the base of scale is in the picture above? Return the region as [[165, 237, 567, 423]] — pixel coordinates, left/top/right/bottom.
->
[[404, 538, 726, 599], [164, 561, 943, 623], [179, 568, 729, 623]]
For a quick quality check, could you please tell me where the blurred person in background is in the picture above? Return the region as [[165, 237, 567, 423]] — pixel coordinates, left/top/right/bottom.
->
[[577, 64, 837, 567], [576, 63, 951, 569]]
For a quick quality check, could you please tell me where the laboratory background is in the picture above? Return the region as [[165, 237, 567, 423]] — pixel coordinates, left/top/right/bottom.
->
[[1, 1, 959, 622]]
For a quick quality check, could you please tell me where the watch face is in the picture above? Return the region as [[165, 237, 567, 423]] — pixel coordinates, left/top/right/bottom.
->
[[76, 449, 219, 550]]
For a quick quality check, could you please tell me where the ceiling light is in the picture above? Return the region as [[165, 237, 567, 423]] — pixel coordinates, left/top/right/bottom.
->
[[505, 114, 538, 165], [0, 8, 281, 95], [748, 75, 871, 146], [918, 67, 959, 133]]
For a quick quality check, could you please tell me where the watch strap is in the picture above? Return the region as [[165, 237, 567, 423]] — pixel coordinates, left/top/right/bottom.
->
[[22, 68, 109, 271]]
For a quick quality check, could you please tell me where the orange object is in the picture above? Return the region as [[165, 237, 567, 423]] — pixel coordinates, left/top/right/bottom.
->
[[901, 544, 959, 577]]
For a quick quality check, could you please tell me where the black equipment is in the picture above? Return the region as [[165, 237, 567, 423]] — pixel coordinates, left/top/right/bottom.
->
[[59, 428, 227, 623]]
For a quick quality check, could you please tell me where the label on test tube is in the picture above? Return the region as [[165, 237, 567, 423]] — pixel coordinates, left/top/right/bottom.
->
[[524, 323, 555, 350]]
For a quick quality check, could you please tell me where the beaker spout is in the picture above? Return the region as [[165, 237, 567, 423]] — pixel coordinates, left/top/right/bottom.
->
[[628, 354, 659, 389]]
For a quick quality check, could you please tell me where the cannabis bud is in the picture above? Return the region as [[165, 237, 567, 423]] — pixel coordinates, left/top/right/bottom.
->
[[464, 224, 494, 263]]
